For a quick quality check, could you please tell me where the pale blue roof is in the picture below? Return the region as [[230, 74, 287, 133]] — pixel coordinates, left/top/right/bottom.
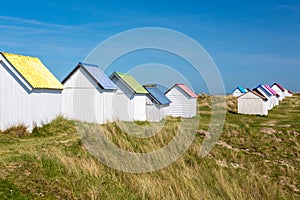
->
[[144, 84, 171, 105], [80, 62, 117, 90], [62, 62, 117, 90]]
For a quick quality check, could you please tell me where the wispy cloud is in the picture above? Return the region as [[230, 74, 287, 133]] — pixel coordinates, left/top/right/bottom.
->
[[0, 16, 79, 37], [0, 15, 72, 29], [0, 15, 134, 36]]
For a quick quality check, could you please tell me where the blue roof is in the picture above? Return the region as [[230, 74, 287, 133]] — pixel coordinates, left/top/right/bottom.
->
[[80, 62, 117, 90], [237, 86, 247, 93], [144, 84, 171, 105], [257, 84, 272, 96]]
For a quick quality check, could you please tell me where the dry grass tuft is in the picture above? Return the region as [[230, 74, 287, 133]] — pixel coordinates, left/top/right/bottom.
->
[[2, 125, 29, 137]]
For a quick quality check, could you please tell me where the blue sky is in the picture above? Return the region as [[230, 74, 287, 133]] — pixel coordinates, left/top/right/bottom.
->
[[1, 0, 300, 93]]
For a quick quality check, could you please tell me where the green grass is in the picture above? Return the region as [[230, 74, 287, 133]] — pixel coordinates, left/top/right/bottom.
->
[[0, 94, 299, 199]]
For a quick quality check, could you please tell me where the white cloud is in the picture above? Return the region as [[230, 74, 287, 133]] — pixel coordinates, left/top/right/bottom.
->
[[0, 15, 71, 29]]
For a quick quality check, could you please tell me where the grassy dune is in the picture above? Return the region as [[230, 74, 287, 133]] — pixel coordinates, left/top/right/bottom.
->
[[0, 94, 299, 199]]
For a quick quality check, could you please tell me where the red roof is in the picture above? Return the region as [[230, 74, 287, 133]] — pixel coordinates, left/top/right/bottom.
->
[[272, 83, 285, 92], [167, 83, 197, 98]]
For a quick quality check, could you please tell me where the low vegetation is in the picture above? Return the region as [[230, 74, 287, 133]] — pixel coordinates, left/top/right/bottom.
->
[[0, 94, 299, 199]]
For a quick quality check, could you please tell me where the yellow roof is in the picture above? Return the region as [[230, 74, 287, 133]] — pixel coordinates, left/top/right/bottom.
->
[[2, 52, 63, 90]]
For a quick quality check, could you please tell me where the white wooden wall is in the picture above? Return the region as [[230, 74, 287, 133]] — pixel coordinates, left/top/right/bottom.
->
[[256, 88, 273, 110], [110, 76, 147, 121], [0, 61, 61, 131], [111, 92, 133, 121], [31, 90, 62, 127], [190, 98, 197, 117], [1, 61, 31, 130], [166, 86, 196, 118], [62, 88, 96, 123], [145, 98, 169, 122], [270, 96, 279, 106], [238, 93, 268, 115], [61, 67, 115, 124], [133, 94, 147, 121]]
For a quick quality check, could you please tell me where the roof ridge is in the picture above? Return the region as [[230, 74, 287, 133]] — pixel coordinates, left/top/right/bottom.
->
[[79, 62, 99, 68], [252, 89, 268, 100], [1, 52, 37, 59], [64, 63, 117, 90]]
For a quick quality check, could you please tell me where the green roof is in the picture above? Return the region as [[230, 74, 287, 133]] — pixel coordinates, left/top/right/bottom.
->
[[115, 72, 148, 94]]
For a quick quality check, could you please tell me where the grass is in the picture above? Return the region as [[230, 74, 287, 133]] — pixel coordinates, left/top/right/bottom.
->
[[0, 94, 299, 199]]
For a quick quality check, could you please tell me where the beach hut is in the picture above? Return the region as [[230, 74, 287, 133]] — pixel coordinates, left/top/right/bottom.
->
[[232, 86, 247, 97], [284, 88, 293, 97], [61, 62, 117, 124], [271, 83, 292, 98], [109, 72, 148, 121], [165, 83, 197, 118], [0, 52, 63, 131], [238, 91, 268, 116], [287, 90, 293, 97], [270, 83, 285, 101], [255, 84, 276, 109], [143, 84, 171, 122], [261, 84, 279, 106], [264, 84, 280, 105]]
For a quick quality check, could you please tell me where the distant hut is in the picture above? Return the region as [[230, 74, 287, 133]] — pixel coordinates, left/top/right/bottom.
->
[[238, 91, 268, 116], [143, 84, 171, 122], [61, 62, 117, 124], [0, 52, 63, 131], [110, 72, 148, 121], [232, 86, 247, 97], [271, 83, 292, 98], [270, 83, 285, 101], [284, 88, 293, 97], [165, 83, 197, 118], [255, 84, 276, 109], [264, 84, 280, 105]]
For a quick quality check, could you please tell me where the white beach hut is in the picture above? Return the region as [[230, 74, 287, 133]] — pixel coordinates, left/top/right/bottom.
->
[[165, 83, 197, 118], [232, 86, 247, 97], [61, 62, 117, 124], [262, 84, 279, 106], [274, 83, 292, 97], [109, 72, 148, 121], [285, 90, 293, 97], [0, 52, 63, 131], [271, 83, 285, 100], [143, 84, 172, 122], [255, 85, 275, 110], [263, 84, 280, 105], [238, 91, 268, 116]]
